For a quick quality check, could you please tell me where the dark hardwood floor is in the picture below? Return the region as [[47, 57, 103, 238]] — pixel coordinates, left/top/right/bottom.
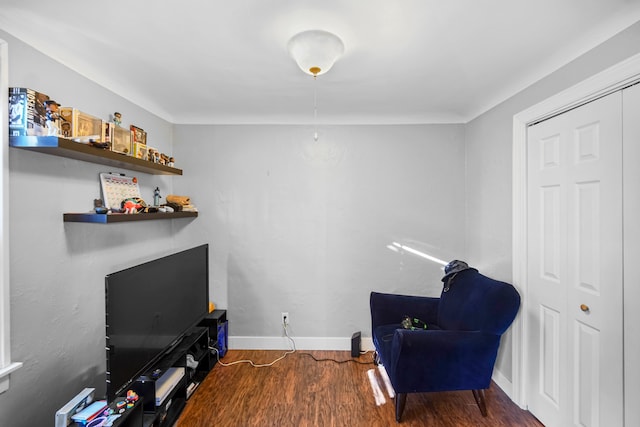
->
[[175, 350, 543, 427]]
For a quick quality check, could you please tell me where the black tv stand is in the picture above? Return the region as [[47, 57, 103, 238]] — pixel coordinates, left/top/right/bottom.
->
[[163, 335, 185, 358], [99, 309, 227, 427], [130, 326, 212, 427]]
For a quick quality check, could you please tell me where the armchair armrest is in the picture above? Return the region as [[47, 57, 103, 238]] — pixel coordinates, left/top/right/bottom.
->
[[370, 291, 439, 329]]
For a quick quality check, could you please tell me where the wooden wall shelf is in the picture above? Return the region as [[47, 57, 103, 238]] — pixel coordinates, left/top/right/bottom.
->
[[63, 211, 198, 223], [10, 136, 183, 175]]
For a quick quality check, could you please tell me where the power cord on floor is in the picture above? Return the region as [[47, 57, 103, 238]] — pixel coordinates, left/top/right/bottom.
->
[[209, 323, 297, 367], [300, 351, 375, 365], [209, 324, 375, 367]]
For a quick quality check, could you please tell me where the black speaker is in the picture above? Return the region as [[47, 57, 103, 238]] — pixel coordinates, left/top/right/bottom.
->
[[351, 331, 361, 357]]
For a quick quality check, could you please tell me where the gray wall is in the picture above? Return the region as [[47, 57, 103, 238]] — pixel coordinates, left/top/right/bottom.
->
[[172, 124, 466, 340], [0, 31, 194, 427], [465, 21, 640, 382]]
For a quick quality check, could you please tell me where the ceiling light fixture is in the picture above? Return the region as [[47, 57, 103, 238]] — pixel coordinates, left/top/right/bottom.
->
[[288, 30, 344, 141], [287, 29, 345, 77]]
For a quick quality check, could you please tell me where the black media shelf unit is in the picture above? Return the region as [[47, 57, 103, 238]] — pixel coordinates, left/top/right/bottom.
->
[[199, 309, 228, 369], [69, 397, 143, 427], [129, 326, 211, 427]]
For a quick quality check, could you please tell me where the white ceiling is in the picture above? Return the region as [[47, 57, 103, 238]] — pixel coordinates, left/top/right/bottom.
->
[[1, 0, 640, 125]]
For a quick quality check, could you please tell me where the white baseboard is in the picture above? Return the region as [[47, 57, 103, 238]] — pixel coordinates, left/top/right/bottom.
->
[[492, 368, 513, 400], [229, 335, 375, 351]]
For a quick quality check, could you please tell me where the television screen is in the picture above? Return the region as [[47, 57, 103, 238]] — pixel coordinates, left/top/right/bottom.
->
[[105, 244, 209, 400]]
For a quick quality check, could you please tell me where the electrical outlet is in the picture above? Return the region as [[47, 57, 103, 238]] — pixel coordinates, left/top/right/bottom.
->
[[281, 312, 289, 326]]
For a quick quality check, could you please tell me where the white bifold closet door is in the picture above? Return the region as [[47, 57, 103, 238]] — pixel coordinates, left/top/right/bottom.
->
[[526, 90, 624, 427]]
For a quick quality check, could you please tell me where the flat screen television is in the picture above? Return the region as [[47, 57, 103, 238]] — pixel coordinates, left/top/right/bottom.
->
[[105, 244, 209, 401]]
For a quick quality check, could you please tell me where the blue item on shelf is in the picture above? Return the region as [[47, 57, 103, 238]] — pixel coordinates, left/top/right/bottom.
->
[[217, 321, 228, 357], [71, 400, 108, 425]]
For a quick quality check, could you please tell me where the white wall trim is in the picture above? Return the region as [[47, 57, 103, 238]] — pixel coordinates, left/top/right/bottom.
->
[[0, 38, 22, 395], [492, 369, 513, 398], [229, 336, 375, 351], [511, 51, 640, 408]]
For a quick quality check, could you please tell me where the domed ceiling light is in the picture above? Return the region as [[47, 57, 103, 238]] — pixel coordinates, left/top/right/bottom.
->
[[287, 29, 345, 76], [288, 30, 345, 141]]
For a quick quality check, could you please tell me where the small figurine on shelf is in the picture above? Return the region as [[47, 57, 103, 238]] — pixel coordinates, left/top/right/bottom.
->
[[126, 390, 139, 403], [121, 197, 146, 214], [44, 100, 62, 136], [153, 187, 161, 206], [112, 112, 122, 127], [168, 157, 175, 167], [61, 121, 72, 138], [93, 198, 108, 214]]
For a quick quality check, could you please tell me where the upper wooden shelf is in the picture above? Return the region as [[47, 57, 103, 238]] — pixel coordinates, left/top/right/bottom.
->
[[9, 136, 183, 175]]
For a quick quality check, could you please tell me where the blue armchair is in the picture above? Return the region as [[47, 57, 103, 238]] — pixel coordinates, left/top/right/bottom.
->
[[370, 267, 520, 422]]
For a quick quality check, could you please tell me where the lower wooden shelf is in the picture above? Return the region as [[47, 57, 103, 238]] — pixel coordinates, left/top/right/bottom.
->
[[63, 211, 198, 223]]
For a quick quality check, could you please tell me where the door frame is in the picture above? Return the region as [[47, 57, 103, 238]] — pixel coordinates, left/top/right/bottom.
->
[[511, 52, 640, 419]]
